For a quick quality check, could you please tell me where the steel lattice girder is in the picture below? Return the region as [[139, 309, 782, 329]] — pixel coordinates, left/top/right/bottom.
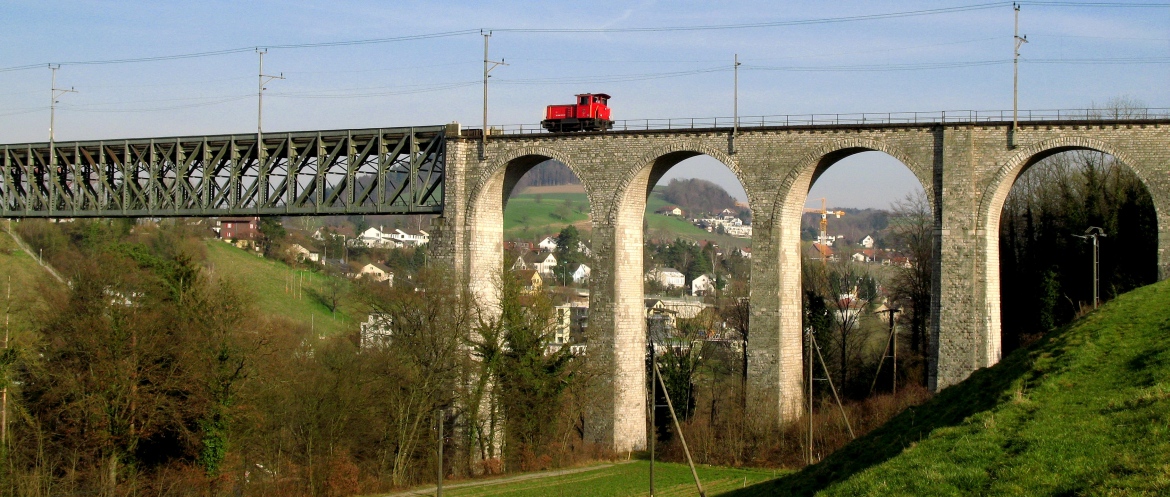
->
[[0, 126, 446, 218]]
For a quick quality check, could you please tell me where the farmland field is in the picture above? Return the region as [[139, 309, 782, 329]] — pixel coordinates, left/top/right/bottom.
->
[[504, 190, 751, 249]]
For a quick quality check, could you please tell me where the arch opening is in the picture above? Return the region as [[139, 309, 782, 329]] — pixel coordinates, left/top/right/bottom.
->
[[779, 148, 933, 410], [994, 147, 1159, 355]]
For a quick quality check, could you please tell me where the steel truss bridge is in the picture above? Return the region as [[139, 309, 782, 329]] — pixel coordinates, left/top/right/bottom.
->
[[0, 126, 447, 218]]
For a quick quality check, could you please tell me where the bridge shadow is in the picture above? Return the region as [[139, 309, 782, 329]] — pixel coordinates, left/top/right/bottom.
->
[[722, 335, 1045, 496]]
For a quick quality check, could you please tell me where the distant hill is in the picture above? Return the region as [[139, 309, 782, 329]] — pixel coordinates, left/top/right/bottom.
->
[[730, 279, 1170, 496], [502, 190, 751, 249], [659, 178, 740, 217], [513, 160, 581, 189]]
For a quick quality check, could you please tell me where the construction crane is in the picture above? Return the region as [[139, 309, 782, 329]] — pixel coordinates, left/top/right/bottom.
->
[[803, 198, 845, 246]]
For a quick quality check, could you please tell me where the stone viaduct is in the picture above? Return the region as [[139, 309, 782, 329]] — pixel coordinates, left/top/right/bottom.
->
[[426, 119, 1170, 452]]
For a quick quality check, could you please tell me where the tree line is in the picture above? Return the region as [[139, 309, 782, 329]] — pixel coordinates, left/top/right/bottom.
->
[[0, 220, 604, 496]]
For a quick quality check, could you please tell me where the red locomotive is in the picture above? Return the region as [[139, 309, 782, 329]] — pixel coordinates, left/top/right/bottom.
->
[[541, 93, 613, 132]]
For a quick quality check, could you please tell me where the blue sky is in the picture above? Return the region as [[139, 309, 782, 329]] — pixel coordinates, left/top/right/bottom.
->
[[2, 1, 1167, 208]]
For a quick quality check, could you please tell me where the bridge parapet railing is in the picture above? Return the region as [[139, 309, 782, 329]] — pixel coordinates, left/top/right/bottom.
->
[[474, 108, 1170, 136]]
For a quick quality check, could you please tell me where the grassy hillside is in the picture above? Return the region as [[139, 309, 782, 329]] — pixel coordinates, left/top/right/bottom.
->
[[0, 230, 59, 332], [730, 279, 1170, 496], [203, 240, 353, 336], [503, 192, 591, 240], [503, 191, 751, 248]]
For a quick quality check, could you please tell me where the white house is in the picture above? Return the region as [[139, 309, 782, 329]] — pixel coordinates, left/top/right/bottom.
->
[[646, 267, 685, 289], [735, 247, 752, 259], [359, 262, 394, 284], [354, 227, 401, 248], [360, 313, 393, 348], [550, 303, 588, 352], [861, 235, 875, 249], [285, 244, 320, 262], [512, 252, 557, 277], [538, 236, 559, 252], [388, 228, 429, 247], [570, 263, 591, 284], [724, 225, 753, 238], [656, 205, 684, 216], [691, 274, 716, 296]]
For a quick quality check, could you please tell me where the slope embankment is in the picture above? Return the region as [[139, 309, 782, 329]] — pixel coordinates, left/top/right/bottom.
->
[[730, 279, 1170, 496]]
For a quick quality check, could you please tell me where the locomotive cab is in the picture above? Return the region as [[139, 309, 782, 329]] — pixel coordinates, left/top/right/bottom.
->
[[542, 93, 613, 132]]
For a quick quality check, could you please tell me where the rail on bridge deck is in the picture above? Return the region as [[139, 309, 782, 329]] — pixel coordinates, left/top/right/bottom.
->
[[471, 107, 1170, 135], [0, 126, 448, 218]]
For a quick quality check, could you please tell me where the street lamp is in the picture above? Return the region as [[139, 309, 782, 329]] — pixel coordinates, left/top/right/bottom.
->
[[1073, 227, 1107, 309]]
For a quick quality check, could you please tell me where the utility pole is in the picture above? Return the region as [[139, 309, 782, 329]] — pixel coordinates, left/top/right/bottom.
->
[[1075, 227, 1107, 309], [1012, 3, 1027, 147], [49, 64, 77, 174], [806, 325, 814, 465], [481, 31, 507, 161], [730, 54, 741, 154], [3, 276, 9, 448], [256, 48, 284, 163], [648, 342, 656, 497], [436, 408, 444, 497]]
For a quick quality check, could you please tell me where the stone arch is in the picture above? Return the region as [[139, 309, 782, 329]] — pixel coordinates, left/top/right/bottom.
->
[[772, 137, 931, 224], [464, 146, 590, 308], [606, 141, 743, 222], [977, 136, 1151, 234], [466, 145, 592, 219], [974, 135, 1166, 369]]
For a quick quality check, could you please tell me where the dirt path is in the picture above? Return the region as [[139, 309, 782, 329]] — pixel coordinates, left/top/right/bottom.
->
[[375, 461, 631, 497]]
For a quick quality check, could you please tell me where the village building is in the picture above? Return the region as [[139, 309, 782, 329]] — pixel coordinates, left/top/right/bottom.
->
[[512, 251, 558, 277], [387, 228, 429, 247], [514, 269, 543, 293], [570, 263, 591, 284], [645, 267, 685, 289], [537, 236, 559, 252], [360, 313, 393, 348], [285, 243, 320, 262], [655, 205, 684, 216], [691, 274, 716, 296], [359, 262, 394, 284], [217, 216, 260, 245]]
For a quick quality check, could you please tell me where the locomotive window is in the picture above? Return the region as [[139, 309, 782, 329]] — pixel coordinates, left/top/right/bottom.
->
[[580, 96, 589, 105]]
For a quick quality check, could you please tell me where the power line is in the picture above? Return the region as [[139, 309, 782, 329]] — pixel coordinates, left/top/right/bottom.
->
[[495, 67, 730, 85], [2, 2, 1165, 73], [268, 81, 480, 99], [491, 3, 1012, 32], [57, 96, 252, 113], [745, 60, 1012, 72], [1024, 1, 1170, 6], [0, 30, 480, 73]]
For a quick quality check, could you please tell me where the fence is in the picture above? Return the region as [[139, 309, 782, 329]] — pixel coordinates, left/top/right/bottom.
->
[[471, 108, 1170, 136]]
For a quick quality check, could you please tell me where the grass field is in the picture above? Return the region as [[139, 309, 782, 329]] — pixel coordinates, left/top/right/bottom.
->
[[503, 191, 751, 249], [203, 240, 353, 336], [729, 279, 1170, 496], [503, 192, 591, 240], [384, 461, 784, 497], [0, 229, 59, 333]]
